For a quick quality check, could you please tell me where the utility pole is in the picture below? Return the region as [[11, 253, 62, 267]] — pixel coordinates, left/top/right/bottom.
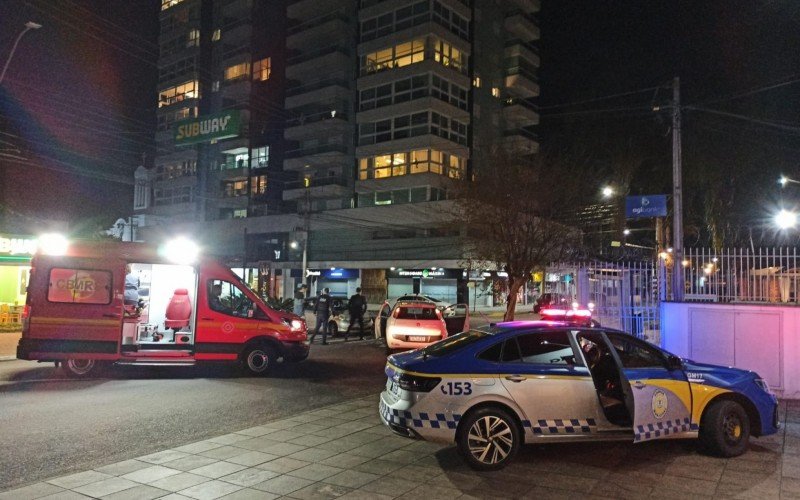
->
[[671, 77, 685, 301], [301, 180, 310, 285]]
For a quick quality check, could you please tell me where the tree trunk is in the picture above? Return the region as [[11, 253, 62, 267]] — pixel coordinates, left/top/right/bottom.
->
[[504, 276, 527, 321]]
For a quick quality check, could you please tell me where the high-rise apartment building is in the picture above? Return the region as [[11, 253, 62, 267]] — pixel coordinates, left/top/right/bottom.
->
[[136, 0, 539, 305]]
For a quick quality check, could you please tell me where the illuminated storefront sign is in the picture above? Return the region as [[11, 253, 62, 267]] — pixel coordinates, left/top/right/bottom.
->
[[0, 235, 37, 261], [174, 110, 241, 145], [386, 268, 462, 279]]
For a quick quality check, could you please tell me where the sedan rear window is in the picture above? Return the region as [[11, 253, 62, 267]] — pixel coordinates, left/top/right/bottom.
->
[[424, 330, 489, 357], [396, 307, 437, 320]]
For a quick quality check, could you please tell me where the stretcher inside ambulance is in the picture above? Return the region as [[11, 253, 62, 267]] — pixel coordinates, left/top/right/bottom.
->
[[17, 239, 308, 377]]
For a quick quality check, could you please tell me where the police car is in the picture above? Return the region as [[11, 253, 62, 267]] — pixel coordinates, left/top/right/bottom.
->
[[379, 321, 779, 470]]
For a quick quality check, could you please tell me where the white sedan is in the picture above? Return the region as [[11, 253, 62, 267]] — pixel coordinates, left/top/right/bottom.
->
[[374, 300, 469, 352]]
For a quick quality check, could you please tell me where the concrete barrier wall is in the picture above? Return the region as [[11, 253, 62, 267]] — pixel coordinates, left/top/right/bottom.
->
[[662, 301, 800, 398]]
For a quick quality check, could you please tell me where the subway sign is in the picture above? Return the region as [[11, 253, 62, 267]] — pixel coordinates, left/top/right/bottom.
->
[[174, 110, 241, 145]]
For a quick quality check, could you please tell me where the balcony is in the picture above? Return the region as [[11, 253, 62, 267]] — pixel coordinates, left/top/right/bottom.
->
[[502, 128, 539, 154], [287, 10, 351, 43], [285, 80, 353, 111], [504, 39, 540, 68], [286, 49, 351, 81], [282, 176, 350, 201], [506, 0, 540, 14], [283, 143, 350, 171], [505, 66, 540, 98], [504, 11, 540, 41], [502, 97, 540, 127], [287, 45, 351, 66], [284, 115, 351, 142]]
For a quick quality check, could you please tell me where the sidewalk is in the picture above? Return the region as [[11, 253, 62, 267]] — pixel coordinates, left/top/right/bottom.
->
[[2, 394, 798, 499]]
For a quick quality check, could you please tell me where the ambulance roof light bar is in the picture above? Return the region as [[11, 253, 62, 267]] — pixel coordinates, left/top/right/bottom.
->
[[161, 237, 200, 265], [38, 233, 69, 256]]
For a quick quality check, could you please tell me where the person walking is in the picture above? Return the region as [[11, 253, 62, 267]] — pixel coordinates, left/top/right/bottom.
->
[[310, 287, 331, 345], [344, 287, 367, 341], [293, 284, 307, 316]]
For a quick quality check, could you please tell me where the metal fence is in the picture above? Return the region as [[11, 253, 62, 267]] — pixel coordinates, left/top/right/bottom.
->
[[683, 247, 800, 304], [546, 260, 662, 343]]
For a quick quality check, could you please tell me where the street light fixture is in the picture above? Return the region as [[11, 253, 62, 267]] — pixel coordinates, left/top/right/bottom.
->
[[601, 186, 614, 198], [0, 21, 42, 84], [779, 176, 800, 187], [775, 209, 798, 230]]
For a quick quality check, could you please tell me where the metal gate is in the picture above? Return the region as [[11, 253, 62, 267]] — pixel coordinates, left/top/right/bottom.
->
[[547, 260, 662, 343]]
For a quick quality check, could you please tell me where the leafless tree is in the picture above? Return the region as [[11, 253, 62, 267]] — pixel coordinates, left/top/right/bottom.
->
[[454, 148, 594, 320]]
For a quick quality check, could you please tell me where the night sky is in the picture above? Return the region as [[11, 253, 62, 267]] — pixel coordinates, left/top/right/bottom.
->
[[0, 1, 798, 243]]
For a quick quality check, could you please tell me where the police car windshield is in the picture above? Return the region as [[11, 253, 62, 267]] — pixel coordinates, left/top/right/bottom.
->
[[423, 330, 490, 357]]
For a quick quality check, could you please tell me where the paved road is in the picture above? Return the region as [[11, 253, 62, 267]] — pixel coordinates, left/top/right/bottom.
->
[[0, 339, 388, 490]]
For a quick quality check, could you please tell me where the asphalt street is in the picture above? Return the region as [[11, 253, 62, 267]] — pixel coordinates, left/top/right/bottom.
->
[[0, 338, 389, 490]]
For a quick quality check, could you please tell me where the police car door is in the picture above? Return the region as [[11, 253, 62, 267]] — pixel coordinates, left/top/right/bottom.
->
[[605, 332, 693, 442], [499, 330, 602, 437], [374, 301, 390, 339]]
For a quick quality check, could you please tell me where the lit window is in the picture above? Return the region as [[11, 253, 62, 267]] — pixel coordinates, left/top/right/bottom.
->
[[158, 80, 199, 107], [187, 29, 200, 47], [212, 29, 221, 42], [223, 180, 248, 197], [253, 57, 271, 81], [212, 80, 220, 92], [473, 76, 481, 87], [491, 87, 500, 98], [433, 40, 466, 72], [357, 149, 465, 180], [362, 39, 424, 75], [250, 146, 269, 168], [224, 62, 251, 81], [250, 175, 267, 195], [233, 209, 247, 218]]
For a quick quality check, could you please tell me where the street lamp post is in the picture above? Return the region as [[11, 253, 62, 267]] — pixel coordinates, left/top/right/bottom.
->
[[0, 21, 42, 84]]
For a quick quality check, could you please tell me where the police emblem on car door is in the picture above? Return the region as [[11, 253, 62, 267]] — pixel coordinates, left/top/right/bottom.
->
[[605, 332, 693, 442]]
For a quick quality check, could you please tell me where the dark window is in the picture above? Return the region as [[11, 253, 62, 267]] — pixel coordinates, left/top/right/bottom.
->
[[515, 331, 575, 365], [501, 338, 521, 362], [396, 306, 437, 320], [423, 330, 490, 357], [607, 333, 665, 368], [478, 342, 503, 362]]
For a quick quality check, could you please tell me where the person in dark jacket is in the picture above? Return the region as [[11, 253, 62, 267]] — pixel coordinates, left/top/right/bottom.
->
[[310, 287, 331, 345], [344, 287, 368, 341]]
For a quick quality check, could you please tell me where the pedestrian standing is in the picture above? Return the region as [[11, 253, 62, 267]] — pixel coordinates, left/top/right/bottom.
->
[[310, 287, 331, 345], [344, 287, 367, 341], [293, 284, 307, 316]]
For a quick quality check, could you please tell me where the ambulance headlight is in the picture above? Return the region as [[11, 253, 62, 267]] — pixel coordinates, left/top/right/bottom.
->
[[39, 233, 69, 256], [161, 237, 199, 265]]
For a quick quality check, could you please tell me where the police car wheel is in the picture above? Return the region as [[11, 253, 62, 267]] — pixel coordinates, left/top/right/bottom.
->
[[457, 407, 521, 471], [700, 400, 750, 457], [243, 345, 276, 376], [63, 359, 97, 378]]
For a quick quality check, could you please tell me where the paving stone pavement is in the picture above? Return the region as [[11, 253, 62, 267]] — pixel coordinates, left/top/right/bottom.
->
[[3, 397, 800, 499]]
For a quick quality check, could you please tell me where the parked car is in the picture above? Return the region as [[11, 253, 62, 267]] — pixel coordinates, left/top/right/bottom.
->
[[393, 294, 452, 310], [532, 293, 569, 313], [327, 309, 375, 338], [374, 300, 469, 353], [303, 295, 347, 313], [379, 322, 779, 471]]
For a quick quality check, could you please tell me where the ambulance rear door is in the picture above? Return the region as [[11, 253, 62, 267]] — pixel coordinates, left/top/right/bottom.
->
[[24, 258, 123, 359]]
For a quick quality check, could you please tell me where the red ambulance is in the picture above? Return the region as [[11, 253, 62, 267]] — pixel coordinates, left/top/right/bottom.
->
[[17, 239, 309, 377]]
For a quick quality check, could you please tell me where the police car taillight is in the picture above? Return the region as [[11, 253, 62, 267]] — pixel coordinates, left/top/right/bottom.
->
[[398, 373, 441, 392]]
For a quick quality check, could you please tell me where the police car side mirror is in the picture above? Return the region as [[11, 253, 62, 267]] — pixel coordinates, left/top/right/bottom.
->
[[666, 355, 682, 371]]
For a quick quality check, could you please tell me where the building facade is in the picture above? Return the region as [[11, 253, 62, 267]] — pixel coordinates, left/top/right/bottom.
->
[[136, 0, 540, 306]]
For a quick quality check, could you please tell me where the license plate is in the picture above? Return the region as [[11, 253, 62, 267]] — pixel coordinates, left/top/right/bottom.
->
[[387, 379, 401, 398], [408, 336, 426, 342]]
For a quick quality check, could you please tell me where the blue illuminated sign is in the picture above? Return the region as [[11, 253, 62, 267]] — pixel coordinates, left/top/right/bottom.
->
[[625, 195, 668, 219]]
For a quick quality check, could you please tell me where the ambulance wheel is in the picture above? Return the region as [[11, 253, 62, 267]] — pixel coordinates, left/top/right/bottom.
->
[[700, 400, 750, 457], [242, 344, 276, 376], [63, 359, 98, 378], [457, 406, 521, 471]]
